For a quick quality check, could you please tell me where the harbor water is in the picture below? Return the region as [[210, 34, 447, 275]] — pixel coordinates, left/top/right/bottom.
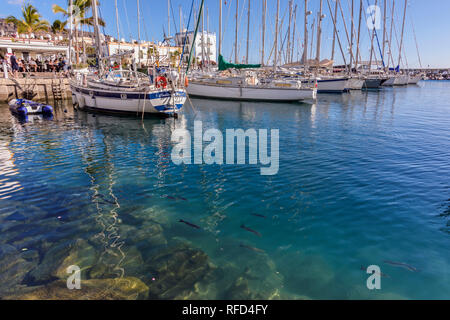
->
[[0, 81, 449, 299]]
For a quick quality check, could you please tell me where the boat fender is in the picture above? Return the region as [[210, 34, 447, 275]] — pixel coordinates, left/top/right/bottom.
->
[[42, 105, 53, 114], [78, 96, 86, 108], [184, 77, 189, 87], [156, 76, 168, 89]]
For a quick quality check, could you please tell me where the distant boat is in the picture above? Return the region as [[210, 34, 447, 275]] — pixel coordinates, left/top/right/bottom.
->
[[346, 77, 365, 90], [407, 74, 422, 85], [316, 77, 349, 93], [187, 72, 317, 102]]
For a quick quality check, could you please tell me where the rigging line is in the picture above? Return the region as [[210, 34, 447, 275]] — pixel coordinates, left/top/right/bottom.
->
[[365, 0, 385, 67], [139, 0, 149, 42], [169, 0, 179, 36], [408, 6, 422, 68], [98, 6, 109, 57], [179, 0, 195, 67], [392, 15, 405, 67], [361, 1, 378, 66], [122, 0, 132, 42], [235, 0, 247, 62], [186, 0, 206, 74]]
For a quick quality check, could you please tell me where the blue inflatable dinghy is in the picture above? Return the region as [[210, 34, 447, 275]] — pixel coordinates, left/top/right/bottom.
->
[[9, 99, 53, 117]]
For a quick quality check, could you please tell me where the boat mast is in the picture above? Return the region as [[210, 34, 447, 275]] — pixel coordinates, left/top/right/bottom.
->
[[219, 0, 222, 55], [235, 0, 239, 63], [137, 0, 141, 67], [350, 0, 355, 72], [387, 0, 395, 70], [397, 0, 408, 69], [337, 0, 352, 70], [331, 0, 338, 61], [92, 0, 103, 74], [303, 0, 309, 68], [168, 0, 171, 39], [326, 0, 347, 68], [291, 4, 297, 63], [287, 0, 293, 64], [355, 0, 362, 71], [368, 0, 378, 73], [68, 0, 73, 67], [246, 0, 251, 64], [315, 0, 323, 63], [261, 0, 266, 65], [201, 5, 205, 66], [115, 0, 120, 53], [382, 0, 387, 70], [274, 0, 280, 71]]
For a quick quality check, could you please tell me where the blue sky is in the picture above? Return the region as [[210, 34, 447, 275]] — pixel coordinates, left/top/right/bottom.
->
[[1, 0, 449, 68]]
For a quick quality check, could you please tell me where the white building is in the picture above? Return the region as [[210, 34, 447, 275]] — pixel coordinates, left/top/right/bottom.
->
[[107, 42, 182, 67], [0, 38, 68, 62], [174, 30, 217, 64]]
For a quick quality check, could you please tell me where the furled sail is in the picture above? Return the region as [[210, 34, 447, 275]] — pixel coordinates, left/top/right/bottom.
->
[[218, 55, 261, 71]]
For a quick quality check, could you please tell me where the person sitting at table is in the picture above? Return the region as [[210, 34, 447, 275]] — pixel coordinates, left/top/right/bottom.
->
[[29, 58, 37, 72]]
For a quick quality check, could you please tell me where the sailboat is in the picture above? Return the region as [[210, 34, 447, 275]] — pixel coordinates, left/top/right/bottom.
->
[[69, 0, 186, 116], [187, 56, 317, 102], [187, 0, 317, 102]]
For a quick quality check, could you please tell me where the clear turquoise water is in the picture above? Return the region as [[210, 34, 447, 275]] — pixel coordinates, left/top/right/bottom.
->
[[0, 81, 449, 299]]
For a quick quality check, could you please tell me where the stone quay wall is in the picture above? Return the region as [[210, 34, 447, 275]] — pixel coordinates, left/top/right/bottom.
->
[[0, 77, 71, 102]]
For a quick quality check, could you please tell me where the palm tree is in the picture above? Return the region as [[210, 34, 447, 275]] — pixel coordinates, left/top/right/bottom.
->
[[6, 3, 50, 43], [51, 20, 67, 35], [52, 0, 105, 64]]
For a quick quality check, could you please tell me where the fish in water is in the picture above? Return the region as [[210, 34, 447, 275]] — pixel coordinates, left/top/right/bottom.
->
[[383, 261, 419, 272], [166, 196, 177, 200], [240, 224, 262, 237], [177, 196, 188, 201], [251, 213, 266, 219], [179, 219, 201, 229], [360, 266, 390, 278], [240, 243, 265, 253]]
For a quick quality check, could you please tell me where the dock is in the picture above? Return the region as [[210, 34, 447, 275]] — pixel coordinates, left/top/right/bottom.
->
[[0, 75, 71, 103]]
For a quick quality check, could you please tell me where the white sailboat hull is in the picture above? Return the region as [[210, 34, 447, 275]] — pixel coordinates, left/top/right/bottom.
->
[[408, 75, 421, 84], [346, 78, 365, 90], [393, 75, 409, 86], [316, 78, 348, 93], [382, 77, 396, 86], [187, 81, 317, 101], [70, 83, 186, 115]]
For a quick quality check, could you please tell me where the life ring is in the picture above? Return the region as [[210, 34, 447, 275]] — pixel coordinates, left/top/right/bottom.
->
[[184, 77, 189, 87], [156, 76, 168, 89]]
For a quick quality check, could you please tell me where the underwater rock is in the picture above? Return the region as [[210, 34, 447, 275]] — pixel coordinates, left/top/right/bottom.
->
[[224, 276, 254, 300], [89, 246, 144, 280], [0, 245, 36, 297], [4, 277, 149, 300], [137, 206, 172, 226], [118, 222, 168, 261], [145, 244, 215, 299], [55, 239, 97, 279], [211, 238, 288, 300], [28, 239, 96, 284]]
